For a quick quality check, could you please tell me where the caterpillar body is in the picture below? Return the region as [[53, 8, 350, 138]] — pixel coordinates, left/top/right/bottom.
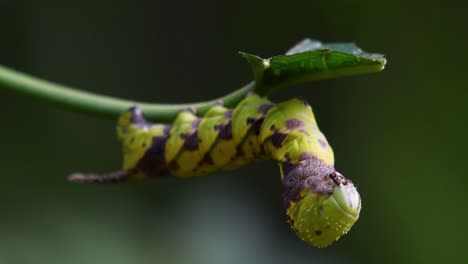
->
[[70, 94, 361, 248]]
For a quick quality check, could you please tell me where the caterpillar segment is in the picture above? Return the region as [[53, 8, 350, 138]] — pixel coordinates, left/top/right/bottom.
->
[[69, 94, 361, 248]]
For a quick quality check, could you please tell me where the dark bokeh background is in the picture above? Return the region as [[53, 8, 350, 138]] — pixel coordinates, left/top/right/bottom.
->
[[1, 0, 467, 263]]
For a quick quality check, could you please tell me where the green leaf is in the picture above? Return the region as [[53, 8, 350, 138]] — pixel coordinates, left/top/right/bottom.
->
[[241, 38, 386, 96]]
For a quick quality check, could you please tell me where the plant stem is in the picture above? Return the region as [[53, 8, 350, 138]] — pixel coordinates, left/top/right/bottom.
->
[[0, 65, 252, 122], [0, 40, 386, 123]]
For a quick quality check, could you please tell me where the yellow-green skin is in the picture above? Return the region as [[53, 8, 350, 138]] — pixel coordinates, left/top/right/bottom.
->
[[114, 94, 361, 247]]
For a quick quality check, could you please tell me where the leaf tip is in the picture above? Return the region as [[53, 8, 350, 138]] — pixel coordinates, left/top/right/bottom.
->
[[239, 51, 271, 71], [239, 51, 272, 95], [239, 52, 268, 68]]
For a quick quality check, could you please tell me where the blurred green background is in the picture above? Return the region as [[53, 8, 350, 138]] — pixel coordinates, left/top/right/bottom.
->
[[1, 0, 467, 263]]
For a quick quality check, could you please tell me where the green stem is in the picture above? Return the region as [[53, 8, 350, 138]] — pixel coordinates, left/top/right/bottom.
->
[[0, 65, 252, 122], [0, 40, 385, 123]]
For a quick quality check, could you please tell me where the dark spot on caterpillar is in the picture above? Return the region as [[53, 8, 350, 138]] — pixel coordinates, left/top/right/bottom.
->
[[236, 145, 245, 157], [181, 119, 200, 151], [329, 172, 340, 185], [315, 230, 322, 236], [191, 119, 201, 129], [285, 119, 304, 130], [198, 154, 214, 167], [245, 117, 257, 125], [224, 109, 233, 118], [329, 172, 348, 185], [281, 157, 335, 208], [169, 160, 179, 171], [270, 124, 276, 131], [258, 104, 273, 114], [142, 143, 147, 148], [181, 131, 199, 151], [246, 117, 264, 135], [259, 144, 266, 156], [318, 139, 328, 149], [270, 131, 287, 148], [128, 106, 139, 113], [129, 137, 135, 144], [163, 125, 172, 135], [137, 135, 170, 177], [286, 176, 296, 186], [203, 154, 214, 165], [236, 117, 265, 157], [214, 120, 233, 140], [129, 106, 149, 128], [246, 117, 255, 124]]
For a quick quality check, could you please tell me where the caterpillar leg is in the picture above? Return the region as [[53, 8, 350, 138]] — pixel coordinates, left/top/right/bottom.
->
[[68, 170, 130, 183]]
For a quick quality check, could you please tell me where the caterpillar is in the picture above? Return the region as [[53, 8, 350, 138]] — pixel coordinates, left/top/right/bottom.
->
[[69, 94, 361, 248]]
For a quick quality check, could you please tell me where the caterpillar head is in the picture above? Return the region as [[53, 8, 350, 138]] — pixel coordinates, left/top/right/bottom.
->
[[282, 158, 361, 248]]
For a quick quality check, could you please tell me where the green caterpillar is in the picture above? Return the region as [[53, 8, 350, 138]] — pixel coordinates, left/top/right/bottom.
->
[[69, 94, 361, 248]]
